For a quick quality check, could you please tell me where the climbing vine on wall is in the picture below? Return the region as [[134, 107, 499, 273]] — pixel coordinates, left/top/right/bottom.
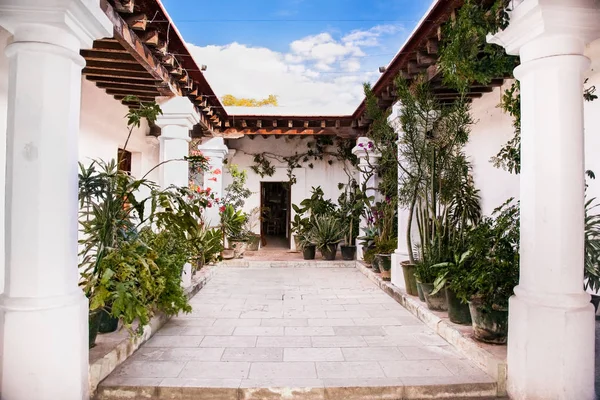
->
[[248, 136, 358, 185]]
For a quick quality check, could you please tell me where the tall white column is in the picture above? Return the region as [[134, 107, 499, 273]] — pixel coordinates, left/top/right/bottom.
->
[[352, 137, 380, 261], [489, 1, 600, 399], [0, 1, 111, 399], [198, 137, 229, 227], [156, 97, 199, 189]]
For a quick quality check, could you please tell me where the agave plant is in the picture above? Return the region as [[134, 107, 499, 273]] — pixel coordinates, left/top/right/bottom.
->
[[310, 215, 344, 250]]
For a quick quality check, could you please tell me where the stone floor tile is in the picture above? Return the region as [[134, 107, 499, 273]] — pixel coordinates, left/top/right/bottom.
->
[[379, 360, 454, 378], [222, 347, 283, 362], [239, 378, 324, 388], [179, 361, 250, 379], [155, 324, 185, 336], [257, 336, 312, 348], [284, 348, 344, 362], [440, 358, 488, 376], [352, 317, 404, 326], [213, 318, 262, 327], [285, 327, 335, 336], [200, 336, 257, 348], [100, 376, 165, 387], [113, 361, 185, 378], [311, 336, 367, 348], [127, 347, 165, 362], [168, 318, 216, 327], [284, 310, 328, 319], [414, 332, 451, 346], [240, 311, 284, 319], [307, 318, 355, 327], [304, 304, 345, 312], [363, 335, 424, 347], [180, 326, 235, 336], [326, 311, 371, 319], [341, 347, 405, 362], [234, 327, 285, 336], [159, 378, 242, 388], [342, 304, 386, 311], [382, 325, 431, 335], [321, 298, 359, 305], [158, 348, 225, 361], [399, 345, 464, 360], [145, 335, 204, 348], [261, 318, 308, 327], [316, 361, 385, 379], [249, 362, 317, 379], [333, 326, 385, 336]]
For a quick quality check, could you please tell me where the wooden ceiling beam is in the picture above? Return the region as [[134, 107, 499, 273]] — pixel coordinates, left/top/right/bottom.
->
[[105, 88, 159, 96], [84, 59, 148, 72], [256, 120, 262, 128], [85, 75, 161, 86], [82, 68, 155, 80], [99, 0, 181, 96], [92, 40, 127, 52], [224, 127, 360, 137], [96, 81, 161, 93], [114, 94, 156, 102], [126, 13, 147, 31], [416, 51, 436, 66], [80, 50, 139, 63], [426, 38, 439, 55], [114, 0, 135, 13], [142, 29, 160, 46]]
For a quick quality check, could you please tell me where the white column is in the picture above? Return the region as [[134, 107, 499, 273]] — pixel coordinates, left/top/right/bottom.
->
[[0, 1, 111, 399], [352, 137, 380, 261], [388, 104, 411, 289], [198, 137, 229, 227], [155, 97, 199, 189], [489, 1, 600, 399]]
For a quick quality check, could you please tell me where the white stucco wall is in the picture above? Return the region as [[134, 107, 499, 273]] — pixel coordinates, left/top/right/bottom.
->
[[464, 82, 521, 215], [79, 78, 159, 183], [223, 136, 357, 239]]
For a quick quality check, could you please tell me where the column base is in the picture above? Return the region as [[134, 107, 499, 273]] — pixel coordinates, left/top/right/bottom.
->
[[507, 287, 595, 400], [181, 263, 193, 288], [0, 291, 89, 400]]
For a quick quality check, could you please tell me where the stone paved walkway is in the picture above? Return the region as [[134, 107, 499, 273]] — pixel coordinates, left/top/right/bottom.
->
[[98, 267, 497, 399]]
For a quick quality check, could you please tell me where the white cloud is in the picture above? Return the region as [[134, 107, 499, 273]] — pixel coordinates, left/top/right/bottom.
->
[[187, 25, 405, 115]]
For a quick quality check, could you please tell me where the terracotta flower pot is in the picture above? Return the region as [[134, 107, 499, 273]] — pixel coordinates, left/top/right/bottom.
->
[[378, 254, 392, 281]]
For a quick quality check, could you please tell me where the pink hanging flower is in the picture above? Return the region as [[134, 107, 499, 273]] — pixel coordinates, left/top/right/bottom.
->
[[212, 168, 222, 175], [208, 177, 217, 182]]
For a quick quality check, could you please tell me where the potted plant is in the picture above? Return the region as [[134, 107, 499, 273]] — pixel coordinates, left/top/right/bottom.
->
[[430, 250, 474, 325], [245, 207, 262, 251], [453, 199, 519, 344], [310, 215, 344, 260], [297, 232, 317, 260], [375, 239, 397, 281], [338, 178, 369, 261], [358, 227, 378, 264], [220, 204, 248, 259]]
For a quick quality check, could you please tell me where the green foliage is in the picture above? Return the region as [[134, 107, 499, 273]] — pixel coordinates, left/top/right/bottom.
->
[[491, 81, 521, 174], [374, 238, 397, 255], [221, 204, 248, 241], [248, 137, 357, 185], [309, 215, 345, 250], [453, 199, 520, 310], [357, 227, 378, 249], [337, 176, 372, 245], [195, 226, 225, 265], [437, 0, 516, 93], [221, 164, 252, 210], [140, 229, 192, 316], [585, 197, 600, 292], [94, 239, 165, 334]]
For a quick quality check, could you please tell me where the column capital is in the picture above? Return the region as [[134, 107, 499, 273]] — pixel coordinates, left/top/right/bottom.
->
[[0, 0, 112, 50], [198, 137, 229, 160], [488, 0, 600, 62], [156, 96, 201, 130], [352, 137, 381, 164]]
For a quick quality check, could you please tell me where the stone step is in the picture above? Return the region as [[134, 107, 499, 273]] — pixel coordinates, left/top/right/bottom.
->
[[95, 379, 499, 400]]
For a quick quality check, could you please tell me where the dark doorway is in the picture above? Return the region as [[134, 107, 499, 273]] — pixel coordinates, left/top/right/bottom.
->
[[260, 182, 291, 249]]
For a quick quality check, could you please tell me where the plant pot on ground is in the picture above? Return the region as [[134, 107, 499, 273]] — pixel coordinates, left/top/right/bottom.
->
[[420, 282, 448, 311], [310, 215, 344, 262], [378, 254, 392, 281], [246, 234, 260, 251], [303, 244, 316, 260], [341, 245, 356, 261], [446, 287, 471, 325], [401, 261, 419, 296], [371, 253, 381, 273], [99, 307, 119, 333], [416, 281, 426, 302], [229, 239, 247, 259], [469, 297, 508, 344], [89, 310, 102, 348], [222, 249, 235, 259]]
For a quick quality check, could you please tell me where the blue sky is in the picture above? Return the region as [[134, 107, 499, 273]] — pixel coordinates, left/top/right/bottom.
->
[[162, 0, 433, 114]]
